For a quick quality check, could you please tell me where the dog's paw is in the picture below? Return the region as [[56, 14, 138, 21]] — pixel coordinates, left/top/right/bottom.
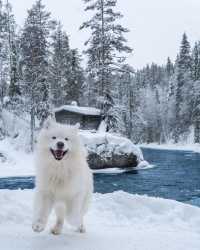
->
[[32, 221, 45, 233], [50, 225, 62, 235]]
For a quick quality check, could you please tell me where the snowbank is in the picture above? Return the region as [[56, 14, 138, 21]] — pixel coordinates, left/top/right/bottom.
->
[[81, 131, 147, 169], [0, 138, 34, 177], [2, 109, 31, 149], [0, 190, 200, 250], [140, 143, 200, 153]]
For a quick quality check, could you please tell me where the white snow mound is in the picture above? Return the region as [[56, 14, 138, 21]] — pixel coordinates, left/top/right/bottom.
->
[[0, 190, 200, 250]]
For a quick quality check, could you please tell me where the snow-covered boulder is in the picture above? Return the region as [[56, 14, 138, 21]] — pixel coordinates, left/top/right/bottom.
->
[[80, 131, 146, 169], [2, 109, 147, 170]]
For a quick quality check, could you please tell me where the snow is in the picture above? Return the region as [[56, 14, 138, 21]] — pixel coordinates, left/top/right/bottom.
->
[[54, 105, 101, 116], [81, 131, 144, 161], [3, 96, 10, 105], [0, 190, 200, 250], [140, 143, 200, 153], [97, 120, 107, 132], [93, 162, 154, 174], [0, 138, 34, 177]]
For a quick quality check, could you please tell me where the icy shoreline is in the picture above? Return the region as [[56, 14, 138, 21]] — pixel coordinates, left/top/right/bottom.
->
[[140, 143, 200, 153]]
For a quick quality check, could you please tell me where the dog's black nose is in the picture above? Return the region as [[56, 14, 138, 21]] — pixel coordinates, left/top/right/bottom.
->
[[57, 141, 64, 149]]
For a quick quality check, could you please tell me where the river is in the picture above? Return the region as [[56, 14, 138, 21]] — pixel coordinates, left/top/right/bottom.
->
[[1, 148, 200, 206]]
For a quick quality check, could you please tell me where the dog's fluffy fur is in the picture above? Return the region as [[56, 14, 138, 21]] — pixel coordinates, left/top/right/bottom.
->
[[32, 118, 93, 235]]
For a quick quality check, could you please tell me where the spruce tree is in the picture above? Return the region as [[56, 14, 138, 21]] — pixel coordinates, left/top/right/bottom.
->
[[173, 33, 192, 143], [191, 41, 200, 142], [80, 0, 132, 130], [192, 42, 200, 81], [166, 57, 174, 78], [50, 22, 71, 106], [20, 0, 54, 149], [0, 0, 9, 104], [5, 1, 21, 102], [67, 49, 84, 104]]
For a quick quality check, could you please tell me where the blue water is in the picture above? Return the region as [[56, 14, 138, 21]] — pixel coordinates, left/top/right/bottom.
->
[[1, 148, 200, 206]]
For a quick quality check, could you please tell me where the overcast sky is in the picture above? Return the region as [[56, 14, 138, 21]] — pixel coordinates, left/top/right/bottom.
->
[[9, 0, 200, 69]]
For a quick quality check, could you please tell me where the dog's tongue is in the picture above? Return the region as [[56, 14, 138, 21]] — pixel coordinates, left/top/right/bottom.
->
[[55, 150, 64, 158], [50, 148, 67, 161]]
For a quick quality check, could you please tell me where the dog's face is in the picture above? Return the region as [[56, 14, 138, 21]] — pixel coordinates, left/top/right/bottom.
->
[[38, 118, 80, 161], [49, 133, 70, 161]]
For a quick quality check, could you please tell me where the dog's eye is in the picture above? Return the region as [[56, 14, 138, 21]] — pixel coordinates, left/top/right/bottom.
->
[[65, 138, 69, 141], [52, 136, 56, 140]]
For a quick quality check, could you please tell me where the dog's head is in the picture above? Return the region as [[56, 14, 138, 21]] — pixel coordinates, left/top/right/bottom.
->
[[37, 117, 80, 161]]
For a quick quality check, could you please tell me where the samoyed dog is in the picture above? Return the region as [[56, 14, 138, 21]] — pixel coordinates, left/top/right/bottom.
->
[[32, 118, 93, 235]]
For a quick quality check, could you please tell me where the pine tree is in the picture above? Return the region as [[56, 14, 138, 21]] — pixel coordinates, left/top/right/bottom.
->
[[67, 49, 85, 104], [20, 0, 54, 149], [173, 33, 193, 143], [80, 0, 132, 130], [0, 0, 9, 104], [5, 1, 21, 102], [192, 42, 200, 81], [117, 64, 135, 137], [49, 22, 71, 106], [166, 57, 174, 78], [191, 41, 200, 143]]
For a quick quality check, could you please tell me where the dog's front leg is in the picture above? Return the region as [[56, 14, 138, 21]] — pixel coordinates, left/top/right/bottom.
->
[[67, 195, 87, 233], [32, 191, 53, 233]]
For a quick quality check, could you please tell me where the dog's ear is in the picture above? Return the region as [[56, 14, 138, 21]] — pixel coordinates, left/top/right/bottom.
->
[[43, 117, 55, 130]]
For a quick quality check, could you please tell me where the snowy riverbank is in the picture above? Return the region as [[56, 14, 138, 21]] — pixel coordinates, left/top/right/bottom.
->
[[140, 143, 200, 153], [0, 190, 200, 250]]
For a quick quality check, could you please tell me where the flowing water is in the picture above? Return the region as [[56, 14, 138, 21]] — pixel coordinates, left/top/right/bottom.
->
[[1, 148, 200, 206]]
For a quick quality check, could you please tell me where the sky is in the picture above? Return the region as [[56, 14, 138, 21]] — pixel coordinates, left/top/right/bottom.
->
[[9, 0, 200, 69]]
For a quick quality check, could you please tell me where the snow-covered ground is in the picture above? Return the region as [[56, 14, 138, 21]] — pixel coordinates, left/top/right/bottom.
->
[[0, 138, 34, 177], [140, 143, 200, 153], [0, 190, 200, 250]]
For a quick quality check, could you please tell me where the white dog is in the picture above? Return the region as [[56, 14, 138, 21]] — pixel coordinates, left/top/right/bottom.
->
[[32, 118, 93, 235]]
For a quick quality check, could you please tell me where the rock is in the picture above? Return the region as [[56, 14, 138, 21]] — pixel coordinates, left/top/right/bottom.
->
[[80, 131, 144, 169]]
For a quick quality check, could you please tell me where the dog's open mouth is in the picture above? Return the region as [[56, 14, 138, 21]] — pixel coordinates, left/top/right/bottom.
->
[[50, 149, 68, 161]]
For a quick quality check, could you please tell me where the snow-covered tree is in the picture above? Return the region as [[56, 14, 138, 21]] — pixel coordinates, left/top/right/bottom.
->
[[5, 1, 21, 104], [173, 33, 192, 143], [49, 22, 71, 106], [80, 0, 132, 130], [0, 0, 9, 104], [67, 49, 85, 104], [20, 0, 54, 149], [166, 57, 174, 78]]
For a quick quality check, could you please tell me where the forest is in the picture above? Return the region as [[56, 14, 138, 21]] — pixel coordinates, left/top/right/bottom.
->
[[0, 0, 200, 147]]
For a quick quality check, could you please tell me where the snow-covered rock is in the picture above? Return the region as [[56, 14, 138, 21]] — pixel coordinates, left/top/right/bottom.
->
[[1, 109, 147, 170], [81, 131, 145, 169], [0, 190, 200, 250]]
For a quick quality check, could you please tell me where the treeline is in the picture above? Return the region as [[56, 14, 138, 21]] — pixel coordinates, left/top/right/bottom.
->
[[0, 0, 199, 146], [131, 34, 200, 144]]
